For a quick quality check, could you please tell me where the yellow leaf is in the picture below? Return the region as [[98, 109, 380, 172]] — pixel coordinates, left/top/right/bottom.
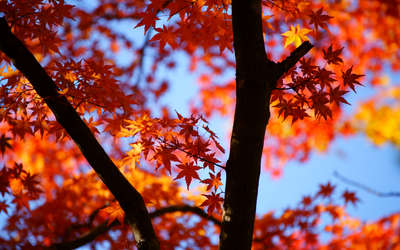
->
[[281, 24, 312, 48]]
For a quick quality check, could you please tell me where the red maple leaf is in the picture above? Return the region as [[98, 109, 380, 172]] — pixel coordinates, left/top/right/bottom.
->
[[342, 66, 364, 92], [0, 134, 12, 156], [12, 194, 31, 211], [329, 86, 350, 106], [311, 91, 332, 120], [22, 173, 42, 198], [317, 182, 335, 197], [0, 168, 10, 196], [301, 196, 313, 207], [200, 191, 224, 214], [308, 8, 333, 32], [316, 67, 336, 90], [342, 190, 359, 205], [323, 45, 344, 65], [174, 162, 201, 189], [201, 153, 220, 172], [135, 11, 159, 33], [0, 201, 8, 214], [299, 58, 318, 76], [153, 147, 180, 174]]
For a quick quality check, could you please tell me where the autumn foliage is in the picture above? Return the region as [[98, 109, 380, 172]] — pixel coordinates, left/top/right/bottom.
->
[[0, 0, 399, 249]]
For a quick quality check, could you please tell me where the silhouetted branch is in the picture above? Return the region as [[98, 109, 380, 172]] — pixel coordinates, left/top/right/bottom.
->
[[49, 204, 221, 249], [334, 171, 400, 197], [277, 41, 314, 76], [150, 205, 221, 226]]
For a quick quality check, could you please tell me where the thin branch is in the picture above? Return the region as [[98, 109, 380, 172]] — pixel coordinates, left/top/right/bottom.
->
[[134, 29, 153, 87], [49, 220, 120, 250], [150, 205, 221, 226], [49, 204, 221, 250], [334, 171, 400, 197]]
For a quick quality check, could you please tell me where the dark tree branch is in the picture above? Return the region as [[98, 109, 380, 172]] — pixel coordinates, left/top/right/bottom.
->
[[49, 205, 221, 250], [0, 17, 159, 250], [277, 41, 314, 77], [334, 171, 400, 197], [49, 220, 120, 250]]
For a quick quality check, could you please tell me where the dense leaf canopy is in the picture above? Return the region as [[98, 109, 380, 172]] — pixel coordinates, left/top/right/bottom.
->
[[0, 0, 399, 249]]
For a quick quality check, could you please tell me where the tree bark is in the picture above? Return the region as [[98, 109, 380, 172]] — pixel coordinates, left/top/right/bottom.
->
[[219, 1, 313, 249], [0, 18, 159, 250]]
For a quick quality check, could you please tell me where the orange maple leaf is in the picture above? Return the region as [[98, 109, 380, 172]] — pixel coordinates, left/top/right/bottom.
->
[[201, 171, 222, 191], [102, 202, 125, 225]]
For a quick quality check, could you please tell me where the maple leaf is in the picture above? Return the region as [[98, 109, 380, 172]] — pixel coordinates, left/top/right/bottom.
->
[[0, 201, 8, 214], [0, 168, 10, 196], [299, 58, 318, 76], [342, 190, 359, 205], [12, 194, 30, 211], [153, 147, 180, 173], [22, 173, 42, 198], [174, 162, 201, 189], [323, 45, 344, 65], [135, 11, 159, 33], [281, 24, 312, 48], [202, 153, 220, 172], [274, 98, 295, 120], [316, 67, 336, 90], [200, 191, 224, 214], [201, 172, 222, 191], [317, 182, 335, 197], [301, 196, 313, 207], [308, 8, 333, 32], [150, 25, 177, 50], [329, 86, 350, 106], [342, 66, 364, 92], [291, 106, 310, 123], [312, 92, 332, 119], [0, 134, 12, 156], [102, 202, 125, 225]]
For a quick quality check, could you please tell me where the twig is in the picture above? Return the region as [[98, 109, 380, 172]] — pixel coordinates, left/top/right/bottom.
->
[[334, 171, 400, 197]]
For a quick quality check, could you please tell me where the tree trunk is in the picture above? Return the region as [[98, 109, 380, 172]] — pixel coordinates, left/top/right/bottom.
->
[[219, 1, 313, 249]]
